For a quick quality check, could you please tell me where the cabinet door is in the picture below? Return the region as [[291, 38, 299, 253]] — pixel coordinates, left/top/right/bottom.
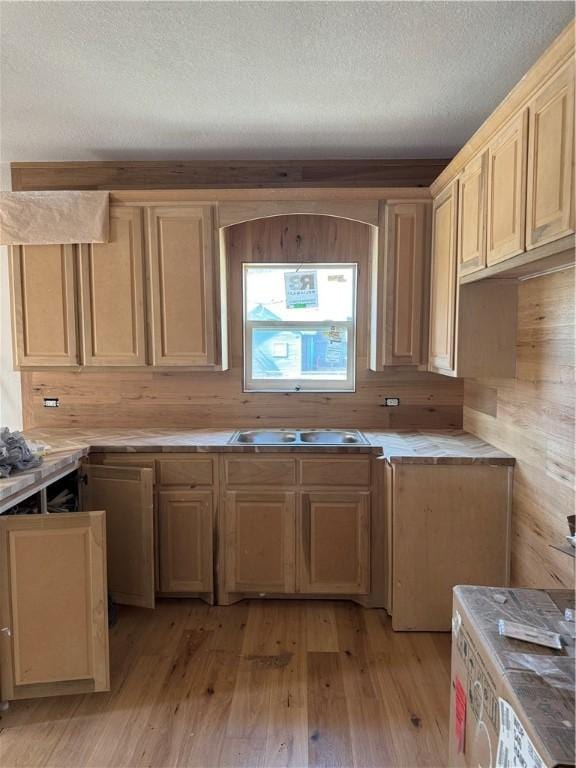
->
[[10, 244, 78, 367], [0, 512, 109, 700], [158, 490, 213, 594], [487, 110, 528, 265], [82, 465, 155, 608], [458, 152, 488, 275], [79, 206, 147, 366], [299, 492, 370, 594], [224, 491, 296, 593], [380, 202, 429, 366], [526, 62, 575, 249], [147, 205, 217, 367], [428, 181, 458, 375]]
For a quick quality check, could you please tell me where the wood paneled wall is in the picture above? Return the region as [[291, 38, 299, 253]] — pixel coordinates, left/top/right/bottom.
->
[[22, 215, 462, 430], [463, 265, 575, 589]]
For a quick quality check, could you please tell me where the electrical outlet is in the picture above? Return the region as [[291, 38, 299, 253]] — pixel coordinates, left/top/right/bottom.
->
[[384, 397, 400, 407], [43, 398, 60, 408]]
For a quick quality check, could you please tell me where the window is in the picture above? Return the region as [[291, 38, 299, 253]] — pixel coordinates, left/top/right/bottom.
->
[[243, 263, 357, 392]]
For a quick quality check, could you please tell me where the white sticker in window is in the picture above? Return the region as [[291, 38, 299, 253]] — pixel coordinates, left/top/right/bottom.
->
[[284, 271, 318, 309]]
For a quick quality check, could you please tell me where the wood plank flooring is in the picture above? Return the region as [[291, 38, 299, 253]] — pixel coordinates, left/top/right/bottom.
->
[[0, 600, 452, 768]]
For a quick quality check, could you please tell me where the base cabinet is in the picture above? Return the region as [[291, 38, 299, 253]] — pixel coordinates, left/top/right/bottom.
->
[[158, 490, 213, 594], [0, 512, 109, 700], [224, 490, 296, 593], [387, 462, 512, 631], [299, 491, 370, 595]]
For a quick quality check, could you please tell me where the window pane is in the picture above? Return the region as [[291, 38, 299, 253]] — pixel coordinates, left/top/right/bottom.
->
[[251, 326, 349, 381], [245, 264, 355, 322]]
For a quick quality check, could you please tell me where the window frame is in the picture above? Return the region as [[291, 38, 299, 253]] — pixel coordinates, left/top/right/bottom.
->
[[242, 262, 357, 393]]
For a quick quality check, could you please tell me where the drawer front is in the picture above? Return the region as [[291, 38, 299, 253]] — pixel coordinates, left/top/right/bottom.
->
[[224, 458, 297, 487], [158, 458, 214, 487], [96, 454, 157, 483], [300, 458, 371, 487]]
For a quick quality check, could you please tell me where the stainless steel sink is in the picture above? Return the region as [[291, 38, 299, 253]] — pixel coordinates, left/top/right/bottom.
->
[[228, 428, 368, 446]]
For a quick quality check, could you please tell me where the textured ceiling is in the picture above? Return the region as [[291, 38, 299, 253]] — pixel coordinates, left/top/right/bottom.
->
[[0, 1, 574, 163]]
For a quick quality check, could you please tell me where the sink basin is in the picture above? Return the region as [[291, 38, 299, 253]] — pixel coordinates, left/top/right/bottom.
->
[[233, 430, 297, 444], [300, 430, 365, 445], [229, 429, 368, 446]]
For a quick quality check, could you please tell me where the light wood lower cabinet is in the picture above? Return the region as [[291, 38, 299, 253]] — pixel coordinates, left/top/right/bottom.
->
[[158, 490, 213, 593], [0, 511, 109, 700], [224, 490, 296, 593], [219, 456, 375, 604], [299, 491, 370, 595], [82, 464, 155, 609], [387, 462, 511, 631]]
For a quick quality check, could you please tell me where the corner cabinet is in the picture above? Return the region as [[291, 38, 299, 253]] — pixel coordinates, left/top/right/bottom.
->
[[457, 151, 488, 276], [428, 181, 458, 376], [370, 201, 430, 368], [0, 511, 109, 700], [10, 244, 79, 367]]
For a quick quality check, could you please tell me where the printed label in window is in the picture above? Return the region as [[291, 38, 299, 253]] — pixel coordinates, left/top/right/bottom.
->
[[284, 271, 318, 309]]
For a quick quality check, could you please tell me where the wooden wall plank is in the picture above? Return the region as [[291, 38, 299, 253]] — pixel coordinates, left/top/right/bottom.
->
[[10, 159, 449, 191], [21, 215, 462, 429], [463, 266, 575, 589]]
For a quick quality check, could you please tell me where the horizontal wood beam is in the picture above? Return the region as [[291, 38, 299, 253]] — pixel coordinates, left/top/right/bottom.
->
[[10, 159, 449, 191]]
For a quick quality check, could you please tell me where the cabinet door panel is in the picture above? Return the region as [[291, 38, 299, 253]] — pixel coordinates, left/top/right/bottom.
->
[[82, 464, 155, 608], [487, 110, 528, 265], [79, 206, 147, 366], [526, 63, 575, 249], [458, 152, 487, 275], [147, 205, 216, 367], [299, 492, 370, 594], [428, 181, 458, 375], [381, 202, 429, 365], [0, 511, 109, 700], [158, 490, 213, 593], [10, 244, 78, 366], [224, 491, 296, 593]]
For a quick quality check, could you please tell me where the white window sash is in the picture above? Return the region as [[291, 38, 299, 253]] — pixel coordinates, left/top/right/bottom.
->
[[244, 320, 355, 393]]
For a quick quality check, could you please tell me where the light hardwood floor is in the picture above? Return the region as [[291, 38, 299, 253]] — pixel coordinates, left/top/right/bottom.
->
[[0, 600, 451, 768]]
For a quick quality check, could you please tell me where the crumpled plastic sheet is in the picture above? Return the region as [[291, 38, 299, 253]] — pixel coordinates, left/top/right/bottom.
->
[[0, 428, 42, 478]]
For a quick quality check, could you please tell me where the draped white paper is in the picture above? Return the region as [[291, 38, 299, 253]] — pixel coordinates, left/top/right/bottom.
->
[[0, 191, 110, 245]]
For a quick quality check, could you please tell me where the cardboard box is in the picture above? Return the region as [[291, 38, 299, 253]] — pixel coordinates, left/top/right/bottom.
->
[[449, 586, 575, 768]]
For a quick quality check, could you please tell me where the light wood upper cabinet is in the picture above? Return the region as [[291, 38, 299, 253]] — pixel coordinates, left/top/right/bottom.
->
[[372, 202, 429, 367], [10, 244, 78, 367], [224, 490, 296, 594], [79, 207, 147, 366], [0, 511, 109, 700], [158, 490, 213, 594], [147, 205, 217, 367], [526, 62, 575, 249], [428, 181, 458, 376], [81, 464, 155, 608], [458, 152, 488, 275], [487, 110, 528, 265], [299, 491, 370, 595]]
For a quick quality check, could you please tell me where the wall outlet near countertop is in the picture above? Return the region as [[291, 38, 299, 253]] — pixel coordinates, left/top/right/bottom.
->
[[384, 397, 400, 406], [43, 398, 60, 408]]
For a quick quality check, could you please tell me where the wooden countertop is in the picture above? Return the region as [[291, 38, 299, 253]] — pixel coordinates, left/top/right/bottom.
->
[[0, 428, 514, 509]]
